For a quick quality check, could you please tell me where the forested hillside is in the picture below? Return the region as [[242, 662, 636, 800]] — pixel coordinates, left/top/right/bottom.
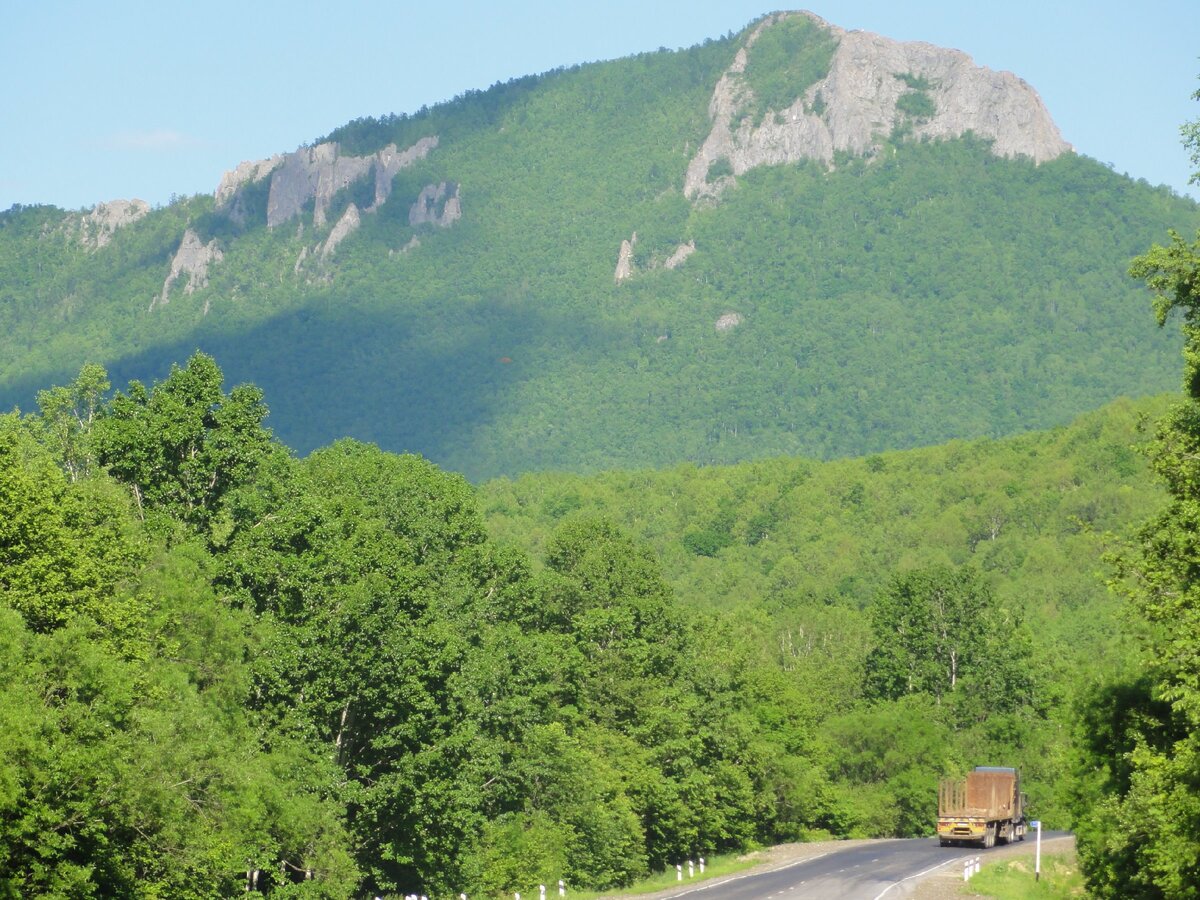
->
[[2, 13, 1197, 479], [0, 351, 1170, 896], [480, 393, 1168, 819]]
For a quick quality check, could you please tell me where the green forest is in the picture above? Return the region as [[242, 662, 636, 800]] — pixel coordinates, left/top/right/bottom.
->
[[6, 10, 1200, 898], [1, 18, 1197, 480], [0, 346, 1193, 897]]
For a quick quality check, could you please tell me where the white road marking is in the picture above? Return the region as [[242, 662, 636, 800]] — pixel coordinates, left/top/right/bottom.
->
[[655, 855, 832, 900], [871, 856, 965, 900]]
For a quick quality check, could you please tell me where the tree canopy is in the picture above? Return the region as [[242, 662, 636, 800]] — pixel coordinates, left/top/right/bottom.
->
[[1071, 86, 1200, 898]]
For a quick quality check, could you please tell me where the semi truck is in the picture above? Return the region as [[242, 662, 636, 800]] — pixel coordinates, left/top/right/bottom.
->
[[936, 766, 1026, 848]]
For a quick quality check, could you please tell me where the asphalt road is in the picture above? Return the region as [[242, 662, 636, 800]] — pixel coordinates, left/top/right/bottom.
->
[[650, 833, 1069, 900]]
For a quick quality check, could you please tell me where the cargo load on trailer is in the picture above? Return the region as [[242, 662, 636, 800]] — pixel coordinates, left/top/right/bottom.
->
[[936, 766, 1027, 848]]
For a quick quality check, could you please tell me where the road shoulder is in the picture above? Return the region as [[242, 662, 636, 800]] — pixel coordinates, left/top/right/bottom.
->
[[906, 835, 1077, 899]]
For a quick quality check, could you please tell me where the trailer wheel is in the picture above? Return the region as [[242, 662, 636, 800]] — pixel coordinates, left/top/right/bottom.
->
[[983, 826, 995, 849]]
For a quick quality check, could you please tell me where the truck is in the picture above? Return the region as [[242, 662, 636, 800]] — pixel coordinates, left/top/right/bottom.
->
[[936, 766, 1027, 848]]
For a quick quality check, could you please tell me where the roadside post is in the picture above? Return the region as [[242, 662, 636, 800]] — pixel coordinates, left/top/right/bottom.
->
[[1031, 820, 1042, 882]]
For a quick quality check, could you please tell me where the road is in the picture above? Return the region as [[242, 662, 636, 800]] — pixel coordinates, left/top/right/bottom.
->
[[647, 833, 1070, 900]]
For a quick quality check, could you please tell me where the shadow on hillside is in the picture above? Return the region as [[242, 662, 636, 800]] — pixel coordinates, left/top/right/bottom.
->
[[1, 295, 616, 481]]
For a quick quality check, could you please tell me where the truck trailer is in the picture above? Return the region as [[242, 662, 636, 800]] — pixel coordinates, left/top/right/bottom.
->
[[936, 766, 1026, 848]]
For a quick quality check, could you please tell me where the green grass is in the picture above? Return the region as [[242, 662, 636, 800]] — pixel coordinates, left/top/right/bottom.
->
[[573, 849, 763, 898], [963, 852, 1084, 898]]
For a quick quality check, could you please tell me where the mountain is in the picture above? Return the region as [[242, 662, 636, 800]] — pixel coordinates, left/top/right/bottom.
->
[[2, 11, 1196, 479]]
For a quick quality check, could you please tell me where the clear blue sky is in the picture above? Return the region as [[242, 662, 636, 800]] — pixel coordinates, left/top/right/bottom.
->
[[3, 1, 1197, 210]]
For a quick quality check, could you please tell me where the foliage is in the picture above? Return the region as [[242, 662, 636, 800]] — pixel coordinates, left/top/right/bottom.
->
[[92, 351, 274, 530], [1071, 88, 1200, 897], [741, 14, 839, 123], [4, 33, 1200, 892], [0, 349, 1184, 894], [967, 852, 1084, 899], [864, 565, 1032, 718], [0, 32, 1195, 482], [896, 88, 936, 119], [0, 408, 357, 898], [481, 395, 1170, 831]]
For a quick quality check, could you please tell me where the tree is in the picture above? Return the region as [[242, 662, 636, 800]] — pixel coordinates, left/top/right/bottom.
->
[[1072, 87, 1200, 898], [92, 353, 273, 530], [35, 362, 109, 482], [0, 411, 358, 897], [0, 415, 145, 633], [863, 565, 1031, 713]]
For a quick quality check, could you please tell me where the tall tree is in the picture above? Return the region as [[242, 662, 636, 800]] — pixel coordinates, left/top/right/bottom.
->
[[35, 362, 108, 482], [1074, 86, 1200, 898], [92, 353, 273, 529], [863, 564, 1031, 713]]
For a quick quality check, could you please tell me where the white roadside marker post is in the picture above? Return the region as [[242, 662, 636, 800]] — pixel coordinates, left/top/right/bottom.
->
[[688, 861, 694, 878], [699, 857, 705, 874], [558, 880, 566, 897], [676, 864, 682, 881], [540, 885, 546, 900], [1032, 820, 1042, 882]]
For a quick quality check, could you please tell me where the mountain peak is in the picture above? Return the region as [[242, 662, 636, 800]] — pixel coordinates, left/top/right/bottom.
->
[[685, 10, 1070, 199]]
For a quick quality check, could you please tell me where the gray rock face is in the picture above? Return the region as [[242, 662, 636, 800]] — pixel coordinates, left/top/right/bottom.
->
[[74, 199, 150, 249], [715, 312, 744, 332], [685, 11, 1071, 199], [664, 240, 696, 270], [319, 204, 361, 258], [373, 137, 439, 207], [409, 182, 461, 228], [215, 156, 283, 207], [614, 233, 637, 283], [156, 228, 223, 310], [268, 143, 371, 228], [217, 136, 438, 229]]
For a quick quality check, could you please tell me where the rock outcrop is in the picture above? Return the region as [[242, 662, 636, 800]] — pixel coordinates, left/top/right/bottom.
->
[[715, 312, 744, 332], [156, 228, 223, 310], [614, 236, 695, 283], [685, 11, 1071, 199], [75, 199, 150, 248], [664, 241, 696, 270], [319, 204, 361, 258], [267, 144, 369, 228], [614, 234, 637, 283], [409, 182, 462, 228], [216, 136, 438, 229], [215, 156, 283, 207]]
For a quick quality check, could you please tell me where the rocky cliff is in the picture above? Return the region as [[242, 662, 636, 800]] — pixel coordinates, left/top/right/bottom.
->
[[409, 181, 461, 228], [156, 228, 223, 311], [685, 11, 1071, 199], [71, 199, 150, 249], [216, 136, 439, 228]]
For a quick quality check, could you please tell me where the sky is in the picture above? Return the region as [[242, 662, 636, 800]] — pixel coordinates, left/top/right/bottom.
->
[[2, 1, 1197, 211]]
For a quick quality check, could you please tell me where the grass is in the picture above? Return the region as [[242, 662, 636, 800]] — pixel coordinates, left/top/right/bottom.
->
[[572, 849, 765, 898], [962, 852, 1085, 898]]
